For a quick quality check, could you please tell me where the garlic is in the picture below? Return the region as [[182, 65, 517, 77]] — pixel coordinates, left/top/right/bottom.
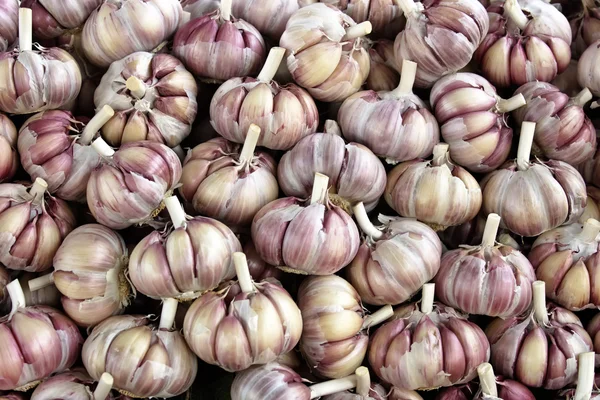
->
[[320, 367, 388, 399], [210, 46, 319, 150], [366, 39, 401, 91], [394, 0, 489, 88], [299, 274, 393, 378], [571, 0, 600, 58], [86, 138, 182, 230], [385, 143, 482, 230], [18, 272, 61, 309], [348, 203, 442, 305], [512, 82, 596, 165], [230, 362, 311, 400], [0, 113, 17, 183], [555, 352, 598, 400], [252, 173, 360, 275], [579, 146, 600, 188], [244, 240, 282, 281], [21, 0, 101, 40], [481, 121, 587, 237], [435, 213, 536, 317], [82, 0, 182, 67], [278, 121, 386, 212], [0, 394, 24, 400], [94, 52, 198, 148], [430, 73, 525, 173], [552, 60, 583, 97], [128, 196, 242, 300], [580, 186, 600, 223], [0, 264, 8, 313], [586, 313, 600, 361], [183, 252, 302, 372], [369, 283, 491, 390], [438, 215, 487, 250], [280, 3, 371, 102], [475, 0, 572, 87], [0, 0, 17, 51], [31, 370, 115, 400], [338, 59, 440, 163], [578, 39, 600, 97]]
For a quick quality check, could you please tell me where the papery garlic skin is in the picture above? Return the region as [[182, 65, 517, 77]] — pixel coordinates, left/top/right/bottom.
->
[[21, 0, 102, 40], [367, 39, 401, 91], [0, 0, 18, 52], [230, 362, 310, 400], [434, 378, 535, 400], [244, 240, 282, 281], [82, 0, 183, 67], [0, 113, 18, 183], [31, 369, 115, 400], [578, 39, 600, 97], [82, 315, 197, 398]]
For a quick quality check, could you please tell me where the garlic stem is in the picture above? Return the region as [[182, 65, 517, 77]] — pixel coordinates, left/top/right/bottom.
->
[[91, 137, 115, 157], [574, 352, 595, 400], [532, 281, 549, 325], [18, 8, 32, 52], [394, 0, 418, 16], [324, 120, 342, 136], [391, 59, 418, 97], [165, 196, 187, 229], [591, 101, 600, 110], [309, 374, 357, 398], [516, 121, 536, 171], [233, 252, 255, 295], [421, 283, 435, 314], [481, 213, 501, 248], [355, 367, 370, 397], [496, 93, 526, 113], [572, 88, 593, 107], [310, 173, 330, 205], [363, 304, 394, 329], [257, 47, 286, 82], [581, 219, 600, 242], [432, 143, 450, 166], [353, 202, 383, 240], [126, 76, 147, 99], [343, 21, 372, 41], [477, 363, 498, 398], [80, 105, 115, 145], [93, 373, 114, 400], [28, 273, 54, 292], [504, 0, 529, 30], [220, 0, 232, 21], [29, 177, 48, 201], [7, 280, 26, 317], [239, 124, 261, 163], [159, 298, 178, 330]]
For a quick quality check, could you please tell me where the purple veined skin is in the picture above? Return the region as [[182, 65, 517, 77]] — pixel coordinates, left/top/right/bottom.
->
[[570, 0, 600, 58], [366, 39, 401, 92], [434, 375, 535, 400], [0, 0, 18, 52], [30, 369, 117, 400], [243, 240, 283, 281], [21, 0, 102, 40], [578, 39, 600, 98], [0, 113, 18, 183], [18, 272, 61, 309], [230, 362, 311, 400]]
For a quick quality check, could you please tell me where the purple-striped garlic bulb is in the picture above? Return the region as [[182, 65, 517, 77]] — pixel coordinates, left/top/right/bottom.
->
[[393, 0, 489, 88], [348, 202, 442, 305], [385, 143, 482, 231], [0, 113, 17, 183], [486, 281, 593, 389], [278, 120, 386, 212], [481, 121, 587, 237], [31, 370, 115, 400], [82, 0, 182, 67], [369, 284, 491, 390], [587, 312, 600, 357], [0, 9, 81, 115], [21, 0, 102, 40], [94, 52, 198, 149], [366, 39, 400, 91], [299, 275, 393, 378], [512, 82, 596, 165], [82, 303, 198, 398], [210, 46, 318, 150], [578, 39, 600, 100], [434, 213, 536, 318], [86, 139, 182, 230], [429, 72, 524, 173], [18, 106, 114, 202], [0, 280, 82, 391], [244, 240, 282, 281], [183, 252, 302, 372], [338, 59, 440, 163], [180, 125, 278, 227], [279, 3, 371, 102], [128, 196, 242, 300], [173, 0, 266, 82], [252, 173, 360, 275], [0, 0, 18, 52], [0, 178, 75, 272]]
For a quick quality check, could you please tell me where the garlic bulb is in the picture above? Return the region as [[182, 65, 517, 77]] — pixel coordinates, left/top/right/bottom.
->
[[320, 367, 389, 400], [338, 59, 440, 163], [512, 82, 596, 165], [0, 280, 83, 391], [128, 197, 242, 300], [252, 173, 360, 275], [230, 362, 311, 400], [0, 393, 24, 400], [280, 3, 371, 102], [587, 313, 600, 357], [571, 0, 600, 57], [0, 113, 17, 183], [369, 284, 490, 390], [183, 252, 302, 372], [486, 281, 593, 389], [348, 203, 442, 305], [579, 146, 600, 188], [94, 52, 198, 148], [438, 215, 487, 250], [82, 0, 183, 67], [0, 0, 17, 52], [385, 143, 482, 230], [430, 73, 524, 173], [21, 0, 101, 40], [0, 178, 76, 272], [435, 213, 536, 318], [393, 0, 489, 88], [299, 275, 392, 378], [278, 121, 386, 212], [210, 46, 318, 150], [18, 106, 114, 202], [366, 39, 400, 91], [555, 352, 598, 400], [86, 139, 182, 230], [180, 125, 278, 227], [244, 240, 282, 281], [31, 370, 115, 400], [578, 39, 600, 97]]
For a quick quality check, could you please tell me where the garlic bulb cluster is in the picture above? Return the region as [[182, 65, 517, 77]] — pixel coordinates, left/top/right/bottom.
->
[[366, 39, 400, 92], [22, 0, 101, 40], [31, 370, 115, 400], [0, 113, 17, 183], [0, 0, 17, 52]]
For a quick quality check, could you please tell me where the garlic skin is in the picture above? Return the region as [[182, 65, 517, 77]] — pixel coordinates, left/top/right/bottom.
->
[[230, 362, 311, 400], [0, 394, 24, 400], [578, 39, 600, 97], [579, 146, 600, 188], [323, 383, 388, 400], [244, 240, 282, 281], [0, 0, 17, 52], [82, 315, 197, 398], [31, 369, 115, 400], [21, 0, 102, 40], [366, 39, 400, 91], [0, 180, 76, 272], [512, 82, 596, 166], [393, 0, 489, 88], [19, 273, 61, 309], [430, 73, 519, 173], [475, 0, 572, 88], [279, 3, 371, 102], [438, 216, 487, 250], [571, 1, 600, 58], [0, 113, 18, 183], [94, 52, 198, 148], [82, 0, 183, 67], [434, 378, 535, 400], [580, 186, 600, 224]]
